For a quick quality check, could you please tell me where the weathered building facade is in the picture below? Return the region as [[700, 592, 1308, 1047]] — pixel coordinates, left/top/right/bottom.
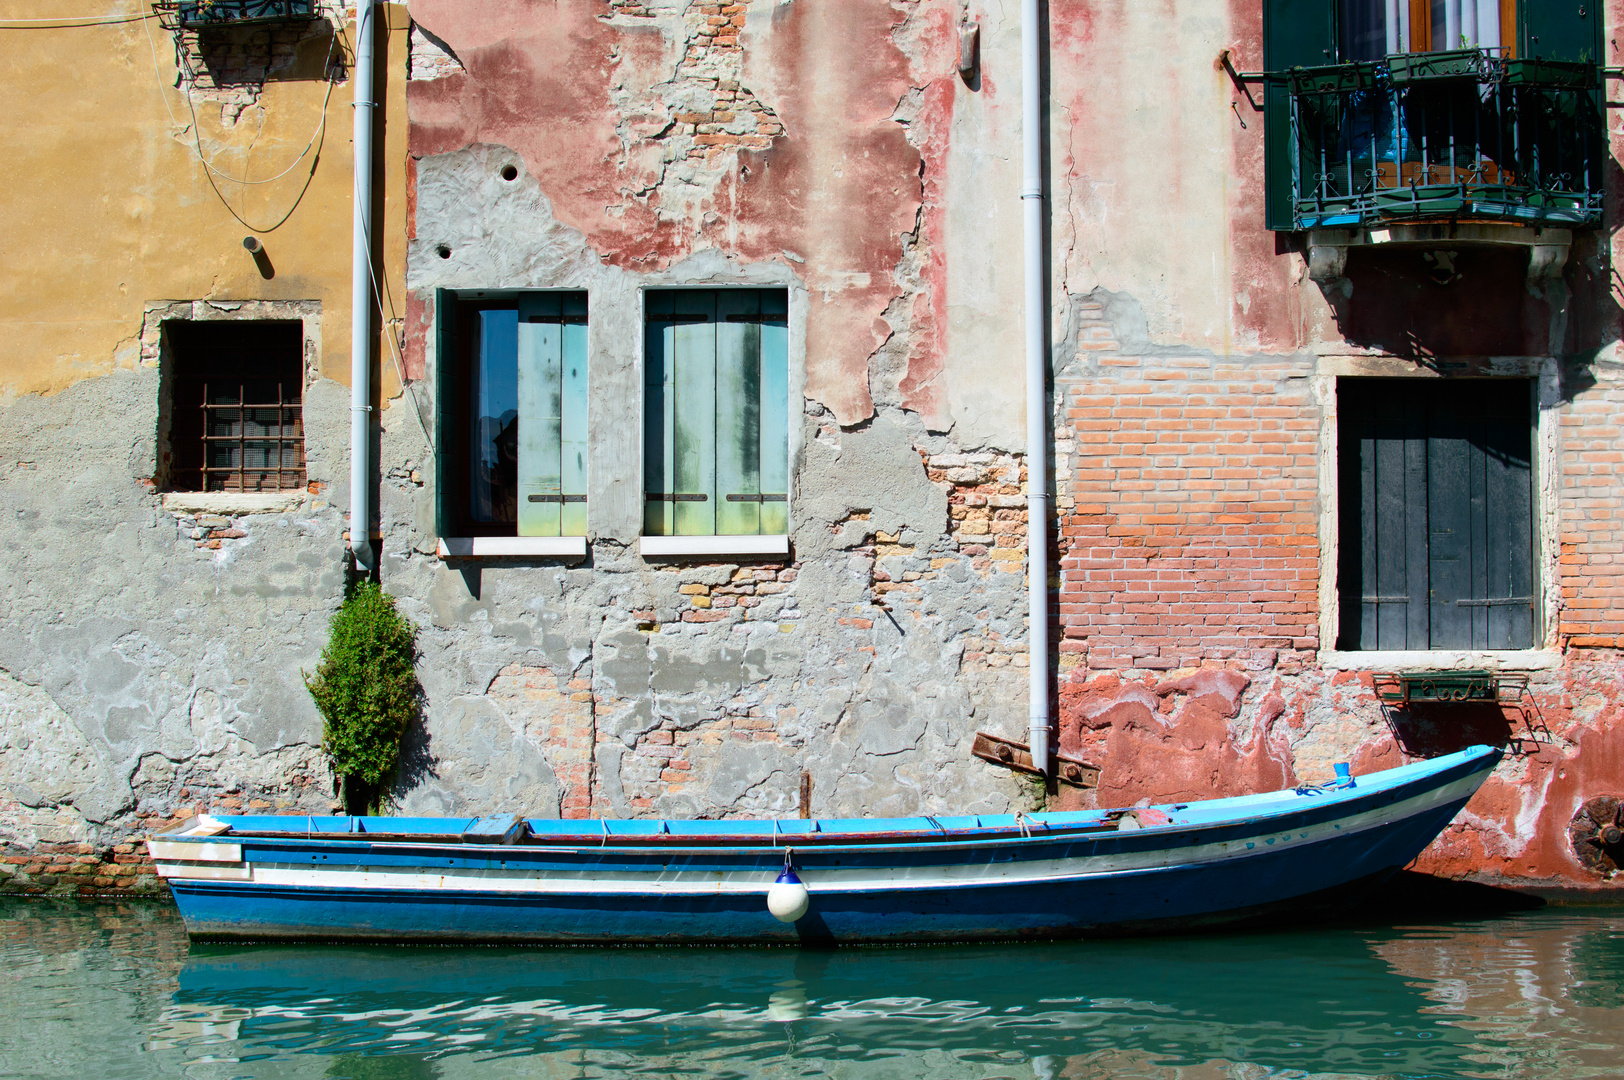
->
[[3, 0, 1623, 897]]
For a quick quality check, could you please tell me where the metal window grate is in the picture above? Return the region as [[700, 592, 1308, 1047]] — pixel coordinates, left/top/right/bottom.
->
[[200, 380, 306, 492], [164, 319, 306, 494]]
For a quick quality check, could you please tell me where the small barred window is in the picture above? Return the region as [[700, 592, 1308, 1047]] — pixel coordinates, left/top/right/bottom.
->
[[165, 320, 306, 493]]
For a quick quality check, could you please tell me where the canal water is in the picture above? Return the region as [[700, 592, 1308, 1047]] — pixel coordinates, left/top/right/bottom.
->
[[3, 898, 1621, 1079]]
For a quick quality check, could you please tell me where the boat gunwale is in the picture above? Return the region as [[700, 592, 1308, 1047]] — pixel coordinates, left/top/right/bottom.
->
[[151, 747, 1499, 862]]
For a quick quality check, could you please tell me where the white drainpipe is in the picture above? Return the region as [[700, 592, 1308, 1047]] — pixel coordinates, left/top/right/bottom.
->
[[1021, 0, 1050, 776], [349, 0, 377, 572]]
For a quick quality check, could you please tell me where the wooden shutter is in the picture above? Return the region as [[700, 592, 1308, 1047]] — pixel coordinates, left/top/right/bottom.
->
[[514, 292, 588, 538], [1338, 379, 1534, 651], [644, 290, 677, 537], [1522, 1, 1600, 63], [643, 290, 719, 536], [1426, 382, 1534, 649], [517, 294, 565, 537], [759, 291, 790, 536], [715, 291, 762, 536], [1339, 381, 1430, 650], [433, 288, 458, 539], [1263, 0, 1338, 231], [559, 293, 589, 537]]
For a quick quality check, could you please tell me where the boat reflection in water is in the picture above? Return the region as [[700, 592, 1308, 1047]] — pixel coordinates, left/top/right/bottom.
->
[[149, 928, 1535, 1079]]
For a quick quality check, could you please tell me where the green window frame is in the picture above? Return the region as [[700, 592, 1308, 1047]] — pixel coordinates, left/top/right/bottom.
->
[[434, 290, 589, 539], [644, 289, 789, 538]]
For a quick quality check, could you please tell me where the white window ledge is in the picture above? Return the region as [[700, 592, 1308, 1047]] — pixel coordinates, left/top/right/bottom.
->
[[1320, 649, 1561, 672], [162, 491, 305, 516], [438, 536, 588, 559], [639, 534, 789, 558]]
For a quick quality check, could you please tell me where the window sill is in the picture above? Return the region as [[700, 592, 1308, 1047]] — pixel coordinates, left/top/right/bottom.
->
[[162, 491, 306, 516], [437, 536, 588, 559], [1320, 649, 1560, 672], [639, 535, 789, 558]]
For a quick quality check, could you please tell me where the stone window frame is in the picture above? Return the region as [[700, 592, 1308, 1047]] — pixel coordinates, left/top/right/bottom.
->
[[143, 299, 322, 518], [635, 282, 807, 561], [1314, 355, 1563, 672]]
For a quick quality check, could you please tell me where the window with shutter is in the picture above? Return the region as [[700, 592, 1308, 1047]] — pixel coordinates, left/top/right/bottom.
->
[[1337, 378, 1535, 651], [435, 290, 589, 539], [644, 289, 789, 538], [1263, 0, 1338, 231]]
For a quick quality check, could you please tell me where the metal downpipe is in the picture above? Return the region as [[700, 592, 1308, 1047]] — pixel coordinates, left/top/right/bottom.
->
[[349, 0, 377, 573], [1021, 0, 1050, 777]]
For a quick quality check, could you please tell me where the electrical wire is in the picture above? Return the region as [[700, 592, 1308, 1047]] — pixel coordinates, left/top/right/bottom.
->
[[174, 21, 341, 186], [364, 193, 436, 461], [0, 11, 156, 27], [140, 2, 344, 232], [134, 1, 428, 449]]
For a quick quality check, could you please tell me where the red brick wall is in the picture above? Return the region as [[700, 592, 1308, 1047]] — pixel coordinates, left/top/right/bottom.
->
[[1055, 299, 1321, 675], [1558, 370, 1624, 648]]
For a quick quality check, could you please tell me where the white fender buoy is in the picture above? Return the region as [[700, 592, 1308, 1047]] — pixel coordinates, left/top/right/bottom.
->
[[767, 867, 810, 923]]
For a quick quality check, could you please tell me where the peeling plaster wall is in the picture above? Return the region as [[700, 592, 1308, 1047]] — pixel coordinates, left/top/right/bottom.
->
[[4, 0, 1624, 899], [0, 1, 409, 893], [1043, 0, 1624, 894], [380, 0, 1040, 840]]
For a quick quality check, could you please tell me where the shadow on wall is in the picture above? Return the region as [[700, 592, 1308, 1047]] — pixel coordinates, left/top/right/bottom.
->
[[175, 14, 343, 91], [393, 715, 439, 803], [1380, 701, 1519, 758], [1317, 237, 1622, 368]]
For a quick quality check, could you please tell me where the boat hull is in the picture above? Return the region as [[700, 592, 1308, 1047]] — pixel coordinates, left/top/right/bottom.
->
[[157, 745, 1500, 944]]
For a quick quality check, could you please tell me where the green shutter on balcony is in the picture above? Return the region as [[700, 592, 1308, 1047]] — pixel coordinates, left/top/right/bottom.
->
[[433, 288, 458, 539], [644, 289, 789, 537], [1263, 0, 1337, 231], [1522, 3, 1602, 64]]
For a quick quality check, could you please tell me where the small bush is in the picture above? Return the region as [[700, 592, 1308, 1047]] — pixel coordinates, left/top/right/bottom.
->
[[305, 581, 420, 813]]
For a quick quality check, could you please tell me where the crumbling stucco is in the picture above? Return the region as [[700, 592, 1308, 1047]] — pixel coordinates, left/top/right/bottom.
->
[[4, 0, 1624, 901]]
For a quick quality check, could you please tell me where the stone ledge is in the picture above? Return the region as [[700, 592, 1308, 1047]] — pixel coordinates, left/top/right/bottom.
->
[[438, 536, 588, 559], [162, 492, 306, 516], [1320, 649, 1562, 672], [640, 534, 789, 558]]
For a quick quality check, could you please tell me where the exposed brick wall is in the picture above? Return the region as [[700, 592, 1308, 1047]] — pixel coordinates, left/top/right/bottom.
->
[[488, 664, 596, 819], [1055, 299, 1320, 674], [1558, 366, 1624, 648], [0, 809, 200, 896]]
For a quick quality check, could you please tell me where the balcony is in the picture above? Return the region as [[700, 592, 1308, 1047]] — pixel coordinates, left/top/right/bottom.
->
[[1287, 51, 1603, 232], [155, 0, 316, 30]]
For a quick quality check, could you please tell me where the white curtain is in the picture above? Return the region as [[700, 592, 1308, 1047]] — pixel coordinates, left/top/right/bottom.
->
[[1430, 0, 1502, 51]]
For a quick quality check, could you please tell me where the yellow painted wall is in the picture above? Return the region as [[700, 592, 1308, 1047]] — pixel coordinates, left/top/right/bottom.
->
[[0, 1, 409, 401]]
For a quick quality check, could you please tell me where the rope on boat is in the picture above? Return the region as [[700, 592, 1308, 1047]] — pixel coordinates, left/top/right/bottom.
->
[[1294, 763, 1356, 797]]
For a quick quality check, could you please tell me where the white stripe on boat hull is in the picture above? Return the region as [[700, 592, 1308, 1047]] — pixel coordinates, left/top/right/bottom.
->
[[157, 769, 1485, 898]]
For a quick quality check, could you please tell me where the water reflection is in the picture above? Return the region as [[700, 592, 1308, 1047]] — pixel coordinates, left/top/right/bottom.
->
[[3, 898, 1622, 1079]]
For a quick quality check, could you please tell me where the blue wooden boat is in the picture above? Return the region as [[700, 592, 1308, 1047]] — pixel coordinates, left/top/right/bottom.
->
[[149, 744, 1501, 943]]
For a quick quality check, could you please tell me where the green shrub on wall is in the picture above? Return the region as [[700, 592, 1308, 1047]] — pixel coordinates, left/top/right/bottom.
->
[[305, 581, 421, 814]]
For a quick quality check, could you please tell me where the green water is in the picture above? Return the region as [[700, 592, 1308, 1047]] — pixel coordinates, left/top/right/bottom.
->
[[3, 899, 1622, 1079]]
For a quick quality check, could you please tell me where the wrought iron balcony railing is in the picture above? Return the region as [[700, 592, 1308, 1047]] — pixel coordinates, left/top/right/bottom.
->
[[155, 0, 316, 31], [1288, 50, 1604, 231]]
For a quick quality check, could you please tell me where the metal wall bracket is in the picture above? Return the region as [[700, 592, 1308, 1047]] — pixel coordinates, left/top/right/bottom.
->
[[1373, 670, 1529, 705], [972, 732, 1099, 788]]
